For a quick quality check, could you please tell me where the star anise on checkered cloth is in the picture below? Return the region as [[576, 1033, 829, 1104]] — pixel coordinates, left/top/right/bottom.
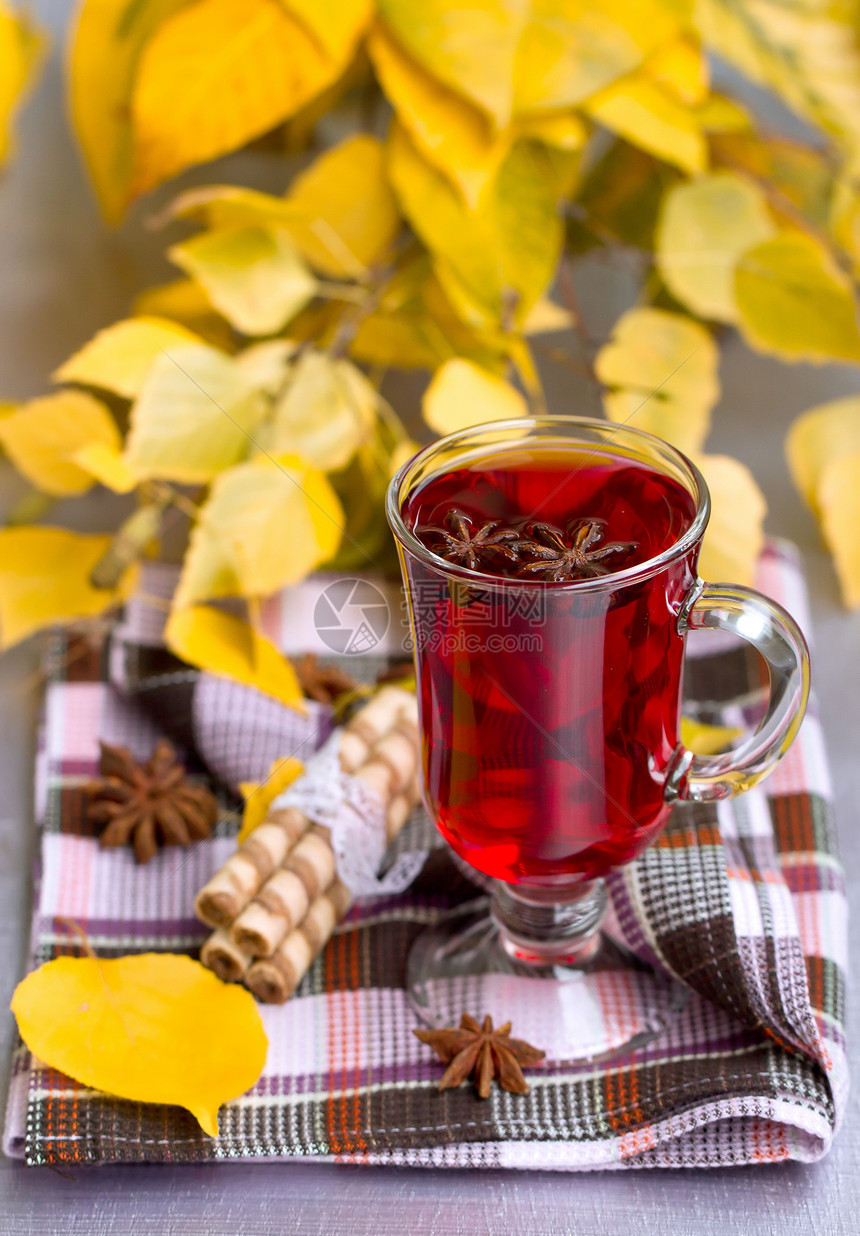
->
[[414, 1013, 545, 1099], [86, 740, 218, 865], [294, 653, 360, 705]]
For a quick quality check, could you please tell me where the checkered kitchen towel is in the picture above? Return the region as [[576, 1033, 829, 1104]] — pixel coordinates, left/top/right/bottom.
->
[[3, 540, 847, 1168]]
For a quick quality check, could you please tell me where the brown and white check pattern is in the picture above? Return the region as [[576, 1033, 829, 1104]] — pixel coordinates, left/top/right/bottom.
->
[[3, 541, 847, 1169]]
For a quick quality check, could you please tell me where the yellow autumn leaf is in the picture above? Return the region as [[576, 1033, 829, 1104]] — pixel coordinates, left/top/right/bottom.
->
[[125, 343, 268, 483], [656, 172, 776, 322], [734, 232, 860, 364], [165, 605, 307, 710], [134, 279, 236, 353], [174, 454, 344, 609], [11, 953, 267, 1138], [584, 73, 706, 175], [594, 307, 719, 456], [238, 755, 305, 842], [69, 0, 192, 221], [368, 22, 509, 209], [649, 37, 709, 107], [388, 121, 563, 326], [129, 0, 344, 198], [170, 225, 317, 336], [283, 134, 401, 278], [350, 256, 509, 371], [423, 358, 527, 435], [278, 0, 372, 62], [0, 0, 44, 164], [680, 717, 743, 756], [71, 443, 138, 494], [235, 339, 298, 392], [376, 0, 677, 127], [53, 317, 202, 399], [818, 452, 860, 608], [0, 391, 121, 496], [268, 351, 377, 471], [163, 183, 300, 231], [695, 453, 767, 586], [696, 0, 860, 151], [785, 395, 860, 515], [0, 527, 137, 649]]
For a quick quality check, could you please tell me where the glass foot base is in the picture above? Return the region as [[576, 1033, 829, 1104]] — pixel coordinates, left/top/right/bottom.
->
[[408, 900, 688, 1063]]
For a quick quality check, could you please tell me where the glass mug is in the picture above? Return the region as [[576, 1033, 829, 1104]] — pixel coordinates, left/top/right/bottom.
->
[[387, 417, 810, 1057]]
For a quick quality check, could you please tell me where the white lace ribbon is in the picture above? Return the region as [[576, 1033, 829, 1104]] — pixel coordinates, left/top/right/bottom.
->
[[272, 731, 426, 897]]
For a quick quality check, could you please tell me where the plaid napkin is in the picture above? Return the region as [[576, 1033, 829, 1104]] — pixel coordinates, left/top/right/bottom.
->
[[3, 540, 847, 1169]]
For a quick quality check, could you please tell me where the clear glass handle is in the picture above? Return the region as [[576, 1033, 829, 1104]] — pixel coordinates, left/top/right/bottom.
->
[[669, 582, 811, 803]]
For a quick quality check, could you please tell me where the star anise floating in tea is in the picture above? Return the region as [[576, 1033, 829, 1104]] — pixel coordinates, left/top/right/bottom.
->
[[86, 740, 218, 864], [415, 509, 638, 582], [515, 519, 638, 582], [416, 508, 522, 570], [414, 1013, 545, 1098]]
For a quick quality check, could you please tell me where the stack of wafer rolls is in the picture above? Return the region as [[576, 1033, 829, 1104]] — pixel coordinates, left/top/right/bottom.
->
[[196, 686, 420, 1003]]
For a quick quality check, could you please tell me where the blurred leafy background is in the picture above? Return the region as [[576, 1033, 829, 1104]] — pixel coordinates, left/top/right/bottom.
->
[[1, 0, 859, 701]]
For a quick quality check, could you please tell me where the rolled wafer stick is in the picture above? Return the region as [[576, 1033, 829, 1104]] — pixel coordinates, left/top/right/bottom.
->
[[200, 928, 254, 984], [245, 880, 352, 1004], [194, 806, 309, 928], [229, 866, 311, 956], [229, 827, 335, 956], [198, 685, 423, 999]]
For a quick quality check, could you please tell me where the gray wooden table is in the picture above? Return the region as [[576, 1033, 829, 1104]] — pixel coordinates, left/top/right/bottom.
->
[[0, 8, 857, 1233]]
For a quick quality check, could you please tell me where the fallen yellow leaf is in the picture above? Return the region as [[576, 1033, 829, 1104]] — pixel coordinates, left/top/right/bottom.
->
[[0, 391, 121, 496], [0, 527, 137, 649], [53, 317, 202, 399], [166, 605, 306, 711], [423, 358, 528, 435], [11, 952, 267, 1137], [595, 307, 719, 457], [238, 756, 305, 842], [680, 717, 743, 756]]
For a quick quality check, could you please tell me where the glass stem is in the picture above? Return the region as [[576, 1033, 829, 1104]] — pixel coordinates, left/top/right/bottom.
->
[[491, 879, 607, 966]]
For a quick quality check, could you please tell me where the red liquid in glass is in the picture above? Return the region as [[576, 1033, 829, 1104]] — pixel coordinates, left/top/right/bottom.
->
[[400, 447, 699, 886]]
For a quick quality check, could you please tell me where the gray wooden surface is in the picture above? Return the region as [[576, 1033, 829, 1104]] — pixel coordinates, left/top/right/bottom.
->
[[0, 6, 857, 1233]]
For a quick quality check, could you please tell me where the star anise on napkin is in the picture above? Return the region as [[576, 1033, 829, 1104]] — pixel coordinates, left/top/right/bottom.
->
[[294, 653, 359, 705], [414, 1013, 545, 1098], [86, 740, 218, 864], [516, 519, 638, 582], [416, 509, 522, 570]]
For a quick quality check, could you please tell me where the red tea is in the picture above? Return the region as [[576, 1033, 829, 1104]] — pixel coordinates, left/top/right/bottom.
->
[[400, 446, 699, 886]]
